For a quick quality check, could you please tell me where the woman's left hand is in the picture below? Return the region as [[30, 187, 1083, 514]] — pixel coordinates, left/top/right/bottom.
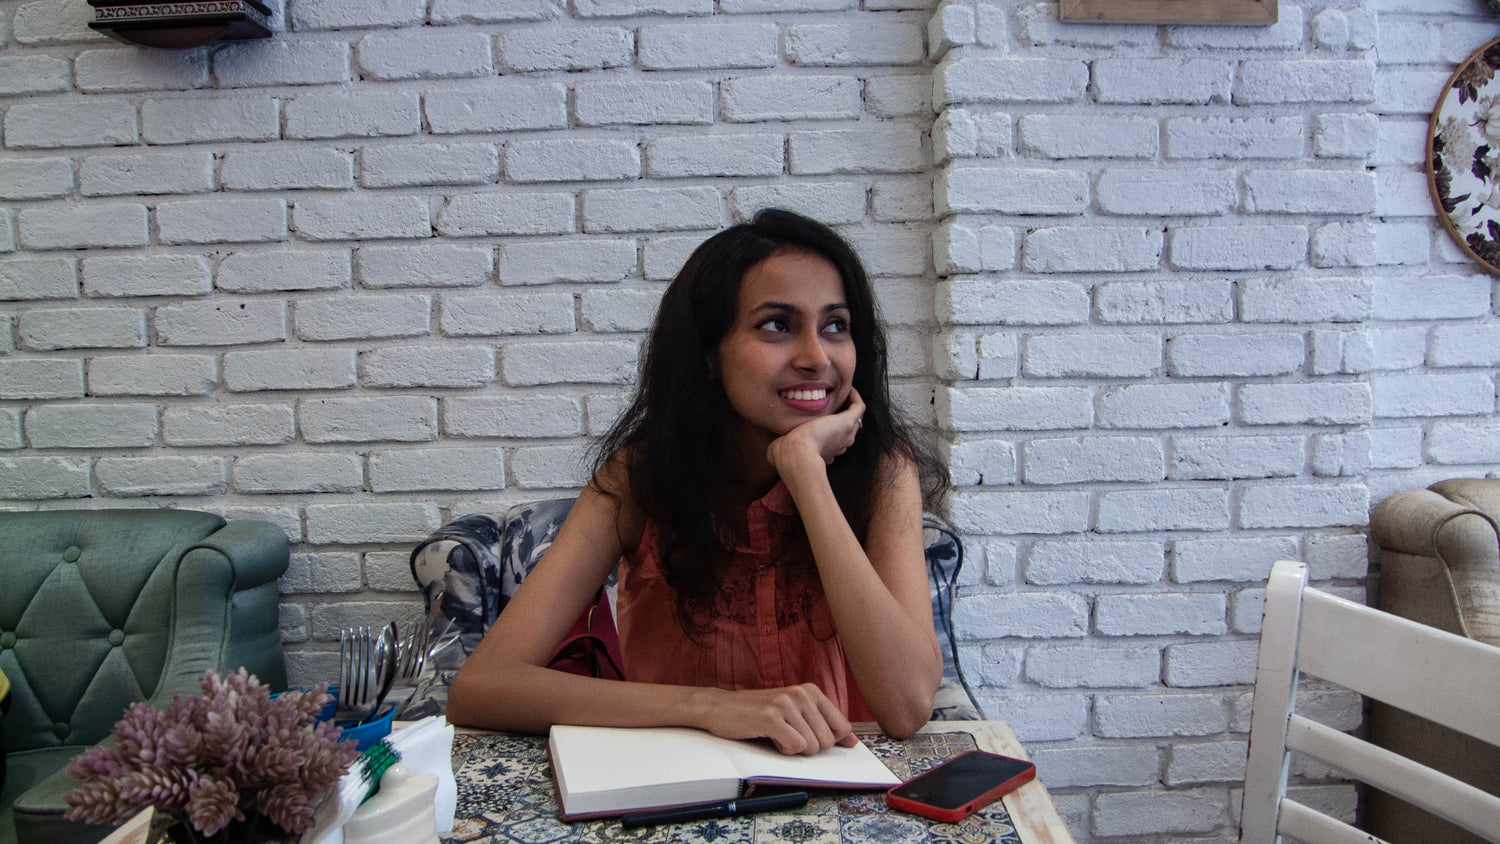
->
[[767, 388, 865, 472]]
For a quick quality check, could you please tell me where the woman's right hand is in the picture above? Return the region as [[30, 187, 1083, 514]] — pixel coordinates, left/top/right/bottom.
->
[[693, 683, 859, 756]]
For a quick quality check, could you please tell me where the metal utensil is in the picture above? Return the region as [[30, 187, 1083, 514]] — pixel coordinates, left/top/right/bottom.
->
[[423, 593, 460, 666], [403, 591, 453, 680], [396, 627, 423, 682], [336, 625, 374, 722], [366, 622, 399, 723]]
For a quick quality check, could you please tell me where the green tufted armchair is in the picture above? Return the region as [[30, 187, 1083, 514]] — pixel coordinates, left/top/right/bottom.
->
[[0, 509, 289, 844]]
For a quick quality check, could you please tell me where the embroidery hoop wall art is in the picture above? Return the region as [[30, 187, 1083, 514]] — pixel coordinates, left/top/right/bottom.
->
[[1428, 36, 1500, 276]]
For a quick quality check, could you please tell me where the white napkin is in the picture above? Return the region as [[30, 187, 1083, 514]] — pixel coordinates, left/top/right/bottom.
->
[[383, 716, 457, 835], [300, 756, 373, 844], [302, 716, 456, 844]]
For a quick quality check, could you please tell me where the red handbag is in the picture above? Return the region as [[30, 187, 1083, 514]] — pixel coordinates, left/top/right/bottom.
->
[[545, 589, 624, 680]]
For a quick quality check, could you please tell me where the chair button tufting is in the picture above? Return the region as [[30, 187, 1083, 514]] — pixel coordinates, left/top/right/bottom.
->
[[53, 722, 70, 739], [63, 545, 81, 562], [109, 628, 125, 646], [0, 631, 14, 648]]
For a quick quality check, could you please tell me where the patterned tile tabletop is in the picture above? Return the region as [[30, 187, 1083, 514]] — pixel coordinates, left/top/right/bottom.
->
[[443, 730, 1023, 844]]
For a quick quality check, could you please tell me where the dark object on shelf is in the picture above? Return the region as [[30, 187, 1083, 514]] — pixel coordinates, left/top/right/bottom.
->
[[1060, 0, 1277, 25], [87, 0, 272, 49]]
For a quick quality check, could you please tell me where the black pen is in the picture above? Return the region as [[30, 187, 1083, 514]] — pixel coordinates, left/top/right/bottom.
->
[[619, 791, 810, 828]]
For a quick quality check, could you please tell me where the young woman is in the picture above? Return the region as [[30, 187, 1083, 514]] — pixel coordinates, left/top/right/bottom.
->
[[447, 209, 948, 755]]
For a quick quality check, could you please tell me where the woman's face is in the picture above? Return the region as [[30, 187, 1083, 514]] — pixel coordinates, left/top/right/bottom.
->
[[713, 249, 856, 441]]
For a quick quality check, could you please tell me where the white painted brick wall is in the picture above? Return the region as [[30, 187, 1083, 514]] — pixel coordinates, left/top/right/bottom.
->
[[158, 198, 287, 245], [1021, 436, 1163, 484], [1026, 540, 1164, 585], [217, 249, 349, 293], [88, 354, 216, 397], [1174, 536, 1298, 583], [424, 81, 567, 134], [300, 397, 438, 444], [495, 25, 633, 72], [1097, 488, 1230, 532], [25, 403, 157, 448], [1027, 644, 1161, 688], [1017, 115, 1158, 159], [234, 453, 363, 494], [224, 348, 356, 391], [363, 142, 497, 188], [96, 456, 226, 497], [19, 307, 144, 350], [361, 346, 493, 388], [440, 291, 574, 335], [1094, 691, 1229, 736], [3, 2, 1495, 840], [367, 447, 506, 492], [358, 243, 491, 288], [162, 404, 295, 446], [1166, 115, 1305, 159], [294, 293, 431, 341], [1171, 435, 1304, 481], [223, 148, 354, 192]]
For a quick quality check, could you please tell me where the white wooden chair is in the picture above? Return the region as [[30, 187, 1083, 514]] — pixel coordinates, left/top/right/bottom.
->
[[1240, 560, 1500, 843]]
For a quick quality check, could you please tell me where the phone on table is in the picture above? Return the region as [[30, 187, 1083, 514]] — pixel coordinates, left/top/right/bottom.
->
[[885, 750, 1037, 823]]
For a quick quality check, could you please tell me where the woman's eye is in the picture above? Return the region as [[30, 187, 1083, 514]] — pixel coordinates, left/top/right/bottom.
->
[[824, 318, 849, 334], [757, 317, 790, 333]]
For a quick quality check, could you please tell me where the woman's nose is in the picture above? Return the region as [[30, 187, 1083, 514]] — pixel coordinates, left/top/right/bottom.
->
[[792, 330, 829, 370]]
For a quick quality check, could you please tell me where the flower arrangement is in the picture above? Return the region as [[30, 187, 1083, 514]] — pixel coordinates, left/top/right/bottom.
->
[[65, 669, 358, 842]]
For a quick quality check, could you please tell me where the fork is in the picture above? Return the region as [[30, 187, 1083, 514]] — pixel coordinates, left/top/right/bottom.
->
[[396, 623, 427, 681], [396, 592, 458, 682], [337, 625, 388, 724]]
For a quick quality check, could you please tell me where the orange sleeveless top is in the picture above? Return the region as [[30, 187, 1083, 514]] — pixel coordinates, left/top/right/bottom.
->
[[614, 481, 875, 721]]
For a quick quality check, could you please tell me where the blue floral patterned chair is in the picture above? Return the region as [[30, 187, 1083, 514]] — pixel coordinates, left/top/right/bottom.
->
[[399, 499, 980, 722]]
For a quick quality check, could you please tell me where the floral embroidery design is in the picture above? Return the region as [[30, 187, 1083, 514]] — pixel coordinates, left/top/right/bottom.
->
[[1431, 38, 1500, 273]]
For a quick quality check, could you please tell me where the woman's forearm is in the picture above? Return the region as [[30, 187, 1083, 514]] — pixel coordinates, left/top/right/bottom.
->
[[448, 658, 857, 755], [448, 658, 716, 734], [778, 459, 942, 737]]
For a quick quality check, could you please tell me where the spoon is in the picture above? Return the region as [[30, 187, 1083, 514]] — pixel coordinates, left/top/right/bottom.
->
[[365, 621, 399, 725]]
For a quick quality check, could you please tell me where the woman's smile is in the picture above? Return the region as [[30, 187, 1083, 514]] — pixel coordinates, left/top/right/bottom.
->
[[779, 384, 834, 412]]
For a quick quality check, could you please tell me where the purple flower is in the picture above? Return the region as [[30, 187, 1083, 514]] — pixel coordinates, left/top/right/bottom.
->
[[65, 670, 357, 837]]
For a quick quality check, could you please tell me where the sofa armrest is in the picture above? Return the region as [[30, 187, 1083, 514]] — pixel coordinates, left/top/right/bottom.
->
[[187, 519, 290, 591], [1372, 484, 1500, 646], [150, 520, 290, 704]]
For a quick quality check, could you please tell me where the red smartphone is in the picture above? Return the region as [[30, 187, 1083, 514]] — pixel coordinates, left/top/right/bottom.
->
[[885, 750, 1037, 823]]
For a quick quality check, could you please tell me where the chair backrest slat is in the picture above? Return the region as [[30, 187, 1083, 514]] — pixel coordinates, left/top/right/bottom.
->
[[1276, 799, 1385, 844], [1296, 587, 1500, 746], [1286, 714, 1500, 840]]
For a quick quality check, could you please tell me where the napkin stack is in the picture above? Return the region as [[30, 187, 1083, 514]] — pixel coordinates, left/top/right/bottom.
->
[[302, 716, 457, 844]]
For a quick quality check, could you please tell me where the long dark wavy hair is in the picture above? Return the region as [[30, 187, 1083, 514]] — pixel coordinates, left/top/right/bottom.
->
[[591, 209, 947, 631]]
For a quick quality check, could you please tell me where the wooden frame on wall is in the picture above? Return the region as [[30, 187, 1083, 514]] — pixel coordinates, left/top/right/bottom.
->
[[1426, 36, 1500, 277], [1060, 0, 1278, 25]]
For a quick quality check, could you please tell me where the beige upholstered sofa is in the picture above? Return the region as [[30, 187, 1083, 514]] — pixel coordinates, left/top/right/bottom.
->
[[1367, 478, 1500, 843]]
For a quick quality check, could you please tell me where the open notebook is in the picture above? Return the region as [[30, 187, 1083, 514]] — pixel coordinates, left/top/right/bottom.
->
[[548, 725, 901, 820]]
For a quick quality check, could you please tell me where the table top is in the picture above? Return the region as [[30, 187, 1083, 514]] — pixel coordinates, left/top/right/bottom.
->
[[442, 720, 1076, 844]]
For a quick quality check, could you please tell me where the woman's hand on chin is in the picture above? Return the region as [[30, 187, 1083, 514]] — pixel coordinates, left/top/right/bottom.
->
[[692, 684, 859, 756], [767, 388, 865, 473]]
